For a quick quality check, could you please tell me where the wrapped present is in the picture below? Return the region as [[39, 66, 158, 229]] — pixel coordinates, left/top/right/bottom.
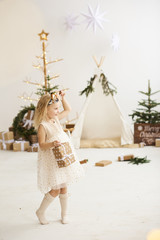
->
[[23, 110, 35, 129], [64, 128, 74, 134], [66, 123, 75, 129], [95, 160, 112, 167], [8, 126, 14, 132], [118, 154, 134, 161], [80, 159, 88, 164], [13, 141, 30, 151], [155, 139, 160, 147], [139, 142, 146, 148], [53, 142, 75, 168], [29, 134, 38, 144], [0, 131, 14, 150], [27, 143, 39, 152]]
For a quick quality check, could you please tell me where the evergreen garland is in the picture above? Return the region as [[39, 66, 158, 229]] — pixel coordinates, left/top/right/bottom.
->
[[99, 73, 117, 96], [80, 73, 117, 97], [14, 75, 59, 141], [128, 156, 150, 165], [12, 104, 37, 141], [79, 75, 96, 97]]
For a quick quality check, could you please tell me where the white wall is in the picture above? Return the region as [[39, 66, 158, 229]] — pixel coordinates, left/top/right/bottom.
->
[[0, 0, 160, 131]]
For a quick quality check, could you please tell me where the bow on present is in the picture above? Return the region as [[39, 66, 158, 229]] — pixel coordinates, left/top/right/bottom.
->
[[23, 110, 34, 129]]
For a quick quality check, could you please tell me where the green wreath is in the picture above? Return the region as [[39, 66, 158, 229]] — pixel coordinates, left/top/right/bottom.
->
[[12, 104, 37, 141]]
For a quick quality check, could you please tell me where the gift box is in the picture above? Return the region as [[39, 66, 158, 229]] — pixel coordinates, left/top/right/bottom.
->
[[8, 126, 14, 132], [27, 144, 39, 152], [0, 131, 14, 150], [29, 134, 38, 144], [23, 110, 35, 130], [13, 141, 30, 151], [118, 154, 134, 161], [64, 128, 74, 133], [66, 123, 75, 129], [0, 131, 14, 140], [95, 160, 112, 167], [80, 159, 88, 164], [155, 139, 160, 147], [139, 142, 146, 148], [53, 142, 75, 168]]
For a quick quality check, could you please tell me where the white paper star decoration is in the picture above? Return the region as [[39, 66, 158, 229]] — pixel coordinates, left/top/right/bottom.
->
[[64, 14, 79, 30], [111, 34, 120, 52], [81, 4, 109, 33]]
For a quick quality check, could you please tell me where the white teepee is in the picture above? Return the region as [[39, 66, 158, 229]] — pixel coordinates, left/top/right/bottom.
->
[[71, 56, 133, 148]]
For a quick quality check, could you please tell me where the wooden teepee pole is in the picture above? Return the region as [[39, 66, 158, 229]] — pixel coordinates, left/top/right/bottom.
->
[[92, 56, 105, 68]]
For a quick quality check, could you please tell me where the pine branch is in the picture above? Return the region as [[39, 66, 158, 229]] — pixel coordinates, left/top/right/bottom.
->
[[79, 75, 96, 97], [128, 156, 150, 165]]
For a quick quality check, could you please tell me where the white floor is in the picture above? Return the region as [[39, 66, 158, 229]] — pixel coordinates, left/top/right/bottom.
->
[[0, 147, 160, 240]]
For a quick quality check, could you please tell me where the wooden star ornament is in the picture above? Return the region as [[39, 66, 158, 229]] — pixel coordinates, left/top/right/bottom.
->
[[38, 30, 49, 41]]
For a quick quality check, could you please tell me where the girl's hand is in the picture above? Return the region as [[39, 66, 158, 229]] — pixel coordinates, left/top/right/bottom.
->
[[52, 140, 61, 148], [59, 90, 65, 97]]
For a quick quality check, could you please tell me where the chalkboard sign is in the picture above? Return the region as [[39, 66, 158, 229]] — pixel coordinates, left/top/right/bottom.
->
[[134, 123, 160, 145]]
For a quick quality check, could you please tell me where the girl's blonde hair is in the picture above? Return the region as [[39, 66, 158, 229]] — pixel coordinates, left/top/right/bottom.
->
[[34, 94, 51, 129]]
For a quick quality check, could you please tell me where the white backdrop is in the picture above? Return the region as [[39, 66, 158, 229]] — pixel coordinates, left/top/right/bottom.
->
[[0, 0, 160, 131]]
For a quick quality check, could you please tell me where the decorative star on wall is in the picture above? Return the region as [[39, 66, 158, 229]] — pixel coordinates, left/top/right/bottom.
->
[[81, 4, 109, 33], [111, 34, 120, 52], [64, 14, 79, 30]]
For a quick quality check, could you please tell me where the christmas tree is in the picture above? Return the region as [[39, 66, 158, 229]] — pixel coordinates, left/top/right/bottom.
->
[[129, 80, 160, 123], [13, 30, 63, 142]]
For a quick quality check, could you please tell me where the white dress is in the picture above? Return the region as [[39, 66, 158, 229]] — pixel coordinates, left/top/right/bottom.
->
[[37, 117, 84, 193]]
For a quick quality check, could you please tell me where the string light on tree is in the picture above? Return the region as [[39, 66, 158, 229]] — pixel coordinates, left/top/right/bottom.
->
[[19, 30, 64, 102]]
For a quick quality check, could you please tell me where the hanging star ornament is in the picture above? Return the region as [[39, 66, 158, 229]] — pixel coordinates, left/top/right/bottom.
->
[[81, 4, 109, 33], [38, 30, 49, 41], [64, 14, 79, 30], [111, 34, 120, 52]]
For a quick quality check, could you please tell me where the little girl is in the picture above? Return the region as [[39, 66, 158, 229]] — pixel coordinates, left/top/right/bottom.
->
[[34, 91, 84, 225]]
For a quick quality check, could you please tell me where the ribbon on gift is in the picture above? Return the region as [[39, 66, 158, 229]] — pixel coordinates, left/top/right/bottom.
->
[[15, 140, 27, 151], [23, 110, 34, 129], [120, 155, 124, 161], [55, 143, 74, 165], [0, 131, 8, 150]]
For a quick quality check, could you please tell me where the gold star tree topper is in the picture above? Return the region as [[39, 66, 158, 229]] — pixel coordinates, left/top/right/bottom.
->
[[38, 30, 49, 41]]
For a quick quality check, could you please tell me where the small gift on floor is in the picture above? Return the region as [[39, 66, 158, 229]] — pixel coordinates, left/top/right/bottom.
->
[[95, 160, 112, 167], [0, 142, 2, 150], [0, 131, 14, 150], [13, 140, 30, 151], [27, 143, 39, 152], [118, 154, 134, 161], [80, 159, 88, 164], [53, 142, 75, 168], [155, 139, 160, 147], [139, 142, 146, 148]]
